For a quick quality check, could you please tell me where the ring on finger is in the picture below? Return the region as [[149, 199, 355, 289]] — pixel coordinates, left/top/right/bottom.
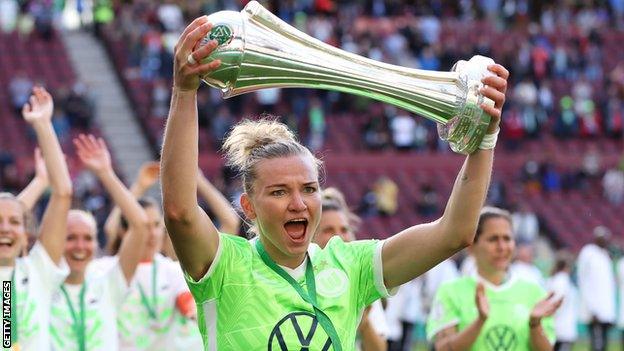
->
[[187, 53, 197, 65]]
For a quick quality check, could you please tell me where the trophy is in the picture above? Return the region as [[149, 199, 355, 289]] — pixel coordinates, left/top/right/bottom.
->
[[198, 1, 495, 154]]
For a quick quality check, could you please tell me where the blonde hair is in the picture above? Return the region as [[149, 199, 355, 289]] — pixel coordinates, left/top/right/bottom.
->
[[222, 117, 323, 194], [0, 192, 34, 236], [321, 187, 361, 234], [68, 209, 98, 235]]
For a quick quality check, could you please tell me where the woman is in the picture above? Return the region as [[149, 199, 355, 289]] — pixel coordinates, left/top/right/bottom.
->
[[0, 87, 72, 351], [49, 134, 149, 351], [314, 187, 388, 351], [548, 251, 577, 351], [427, 207, 562, 351], [161, 17, 508, 350], [101, 161, 237, 350]]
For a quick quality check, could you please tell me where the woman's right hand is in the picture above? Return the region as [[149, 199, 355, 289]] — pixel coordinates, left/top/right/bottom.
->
[[173, 16, 222, 92], [475, 283, 489, 321], [73, 134, 113, 176]]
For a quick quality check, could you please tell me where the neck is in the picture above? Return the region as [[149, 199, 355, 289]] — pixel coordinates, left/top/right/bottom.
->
[[142, 248, 157, 262], [259, 236, 306, 269], [65, 270, 85, 285], [477, 267, 507, 286]]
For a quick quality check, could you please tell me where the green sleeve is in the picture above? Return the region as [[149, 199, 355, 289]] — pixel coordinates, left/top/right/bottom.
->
[[426, 283, 460, 341], [327, 237, 387, 309], [183, 232, 241, 303]]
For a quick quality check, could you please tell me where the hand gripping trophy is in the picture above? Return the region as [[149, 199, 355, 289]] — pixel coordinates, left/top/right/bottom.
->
[[195, 1, 495, 154]]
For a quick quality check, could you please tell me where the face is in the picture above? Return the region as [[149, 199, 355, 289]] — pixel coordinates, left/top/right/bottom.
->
[[314, 209, 353, 249], [144, 206, 165, 257], [0, 199, 27, 265], [241, 155, 321, 266], [65, 212, 98, 274], [471, 217, 515, 274]]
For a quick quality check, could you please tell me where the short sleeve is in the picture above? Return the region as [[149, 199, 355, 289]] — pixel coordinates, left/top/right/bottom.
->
[[426, 283, 460, 340], [26, 241, 69, 291], [327, 237, 390, 309], [183, 232, 236, 304]]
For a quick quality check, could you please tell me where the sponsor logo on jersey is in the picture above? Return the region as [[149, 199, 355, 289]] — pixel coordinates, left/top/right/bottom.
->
[[484, 325, 518, 351], [268, 312, 332, 351]]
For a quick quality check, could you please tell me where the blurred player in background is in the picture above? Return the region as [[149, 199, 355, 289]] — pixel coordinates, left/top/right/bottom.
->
[[427, 207, 561, 351], [0, 87, 72, 351]]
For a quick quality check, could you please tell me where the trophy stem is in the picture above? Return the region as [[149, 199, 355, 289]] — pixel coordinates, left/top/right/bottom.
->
[[220, 2, 467, 125]]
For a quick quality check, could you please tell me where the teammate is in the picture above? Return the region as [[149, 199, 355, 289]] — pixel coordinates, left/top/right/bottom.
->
[[427, 207, 561, 351], [161, 16, 508, 350], [101, 161, 238, 350], [0, 87, 72, 351], [314, 187, 388, 351], [49, 134, 149, 351]]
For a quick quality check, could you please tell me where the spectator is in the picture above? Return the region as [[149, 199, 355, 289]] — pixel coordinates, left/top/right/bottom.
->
[[390, 113, 416, 151], [373, 176, 398, 216], [416, 183, 438, 217], [511, 241, 546, 287], [9, 71, 33, 115], [0, 0, 18, 32], [512, 203, 540, 243], [602, 166, 624, 205], [577, 226, 617, 351]]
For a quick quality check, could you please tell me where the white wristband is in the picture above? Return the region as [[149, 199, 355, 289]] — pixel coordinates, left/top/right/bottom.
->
[[478, 128, 499, 150]]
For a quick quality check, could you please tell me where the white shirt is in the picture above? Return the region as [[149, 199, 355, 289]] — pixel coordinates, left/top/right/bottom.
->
[[422, 259, 459, 313], [0, 242, 69, 351], [547, 272, 578, 341], [511, 261, 545, 287], [118, 254, 199, 351], [577, 243, 616, 323], [50, 259, 128, 351], [384, 279, 423, 341]]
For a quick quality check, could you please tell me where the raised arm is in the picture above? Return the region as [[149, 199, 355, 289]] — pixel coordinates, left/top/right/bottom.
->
[[22, 87, 72, 265], [17, 148, 49, 211], [103, 161, 159, 254], [197, 169, 240, 234], [74, 134, 149, 283], [382, 65, 509, 289], [161, 16, 222, 280]]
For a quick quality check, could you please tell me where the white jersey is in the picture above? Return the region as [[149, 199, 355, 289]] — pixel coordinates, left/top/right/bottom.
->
[[50, 258, 129, 351], [118, 253, 201, 351], [547, 272, 578, 342], [0, 242, 69, 351]]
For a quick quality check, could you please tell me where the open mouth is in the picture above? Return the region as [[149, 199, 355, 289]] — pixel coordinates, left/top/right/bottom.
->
[[0, 237, 15, 249], [69, 252, 89, 261], [284, 218, 308, 243]]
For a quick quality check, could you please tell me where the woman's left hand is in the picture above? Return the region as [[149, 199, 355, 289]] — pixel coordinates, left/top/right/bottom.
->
[[529, 292, 563, 323], [480, 64, 509, 134]]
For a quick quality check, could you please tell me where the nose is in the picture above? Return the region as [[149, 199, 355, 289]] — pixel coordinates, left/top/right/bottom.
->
[[0, 220, 9, 233], [287, 191, 307, 212]]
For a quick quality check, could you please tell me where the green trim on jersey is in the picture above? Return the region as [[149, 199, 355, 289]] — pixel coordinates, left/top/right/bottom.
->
[[427, 275, 556, 351], [184, 233, 390, 350]]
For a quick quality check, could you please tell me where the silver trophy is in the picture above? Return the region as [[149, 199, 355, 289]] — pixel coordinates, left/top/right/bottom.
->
[[199, 1, 495, 154]]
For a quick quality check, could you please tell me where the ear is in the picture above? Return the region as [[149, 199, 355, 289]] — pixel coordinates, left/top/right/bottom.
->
[[240, 193, 256, 220]]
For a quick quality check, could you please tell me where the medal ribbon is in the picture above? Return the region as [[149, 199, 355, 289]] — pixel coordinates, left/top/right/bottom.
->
[[137, 260, 158, 319], [60, 283, 87, 351], [255, 239, 342, 350]]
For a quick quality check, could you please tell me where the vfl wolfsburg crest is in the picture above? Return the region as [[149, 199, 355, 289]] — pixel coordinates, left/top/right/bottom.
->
[[484, 325, 518, 351], [268, 312, 333, 351], [209, 24, 233, 46]]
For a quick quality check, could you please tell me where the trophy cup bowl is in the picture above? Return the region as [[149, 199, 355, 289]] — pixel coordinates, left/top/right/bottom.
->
[[198, 1, 495, 154]]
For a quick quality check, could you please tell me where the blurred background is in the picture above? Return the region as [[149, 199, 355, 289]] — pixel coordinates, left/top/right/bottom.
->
[[1, 0, 623, 349]]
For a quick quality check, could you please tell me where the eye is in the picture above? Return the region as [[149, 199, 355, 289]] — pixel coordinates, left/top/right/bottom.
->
[[303, 186, 317, 193], [271, 189, 286, 196]]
